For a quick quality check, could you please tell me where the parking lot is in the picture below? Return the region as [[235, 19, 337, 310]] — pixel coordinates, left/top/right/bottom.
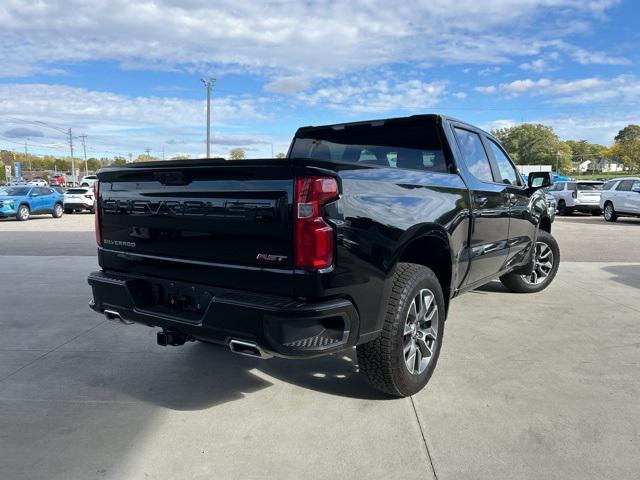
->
[[1, 213, 639, 480]]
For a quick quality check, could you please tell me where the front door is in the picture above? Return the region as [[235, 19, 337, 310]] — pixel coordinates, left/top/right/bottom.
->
[[451, 125, 511, 285]]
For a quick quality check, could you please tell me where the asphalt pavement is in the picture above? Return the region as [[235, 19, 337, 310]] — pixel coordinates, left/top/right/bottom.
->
[[0, 214, 639, 479]]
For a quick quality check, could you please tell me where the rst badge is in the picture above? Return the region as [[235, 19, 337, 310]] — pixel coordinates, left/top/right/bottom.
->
[[256, 254, 288, 262]]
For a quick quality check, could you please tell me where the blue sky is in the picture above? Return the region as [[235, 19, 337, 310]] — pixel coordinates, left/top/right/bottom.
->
[[0, 0, 638, 159]]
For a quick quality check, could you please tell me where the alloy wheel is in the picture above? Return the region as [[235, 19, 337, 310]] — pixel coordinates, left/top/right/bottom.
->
[[403, 288, 438, 375], [522, 241, 554, 285]]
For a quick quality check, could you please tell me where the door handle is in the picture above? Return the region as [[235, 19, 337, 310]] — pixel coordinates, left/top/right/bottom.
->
[[474, 195, 488, 207]]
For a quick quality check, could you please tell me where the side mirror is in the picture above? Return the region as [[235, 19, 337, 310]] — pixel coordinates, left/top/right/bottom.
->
[[528, 171, 552, 189]]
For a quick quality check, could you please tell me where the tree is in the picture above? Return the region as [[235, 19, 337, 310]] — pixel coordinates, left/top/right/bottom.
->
[[609, 125, 640, 173], [491, 124, 571, 172], [229, 148, 246, 160], [614, 125, 640, 144], [134, 153, 158, 162], [275, 152, 287, 159], [565, 140, 606, 173]]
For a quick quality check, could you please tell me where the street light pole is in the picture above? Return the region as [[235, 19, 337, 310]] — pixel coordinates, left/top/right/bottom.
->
[[201, 76, 216, 158]]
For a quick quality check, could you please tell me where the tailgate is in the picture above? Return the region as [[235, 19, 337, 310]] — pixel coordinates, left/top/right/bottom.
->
[[97, 161, 295, 295]]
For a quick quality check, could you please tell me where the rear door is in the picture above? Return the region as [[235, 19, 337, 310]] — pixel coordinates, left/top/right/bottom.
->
[[576, 182, 602, 205], [451, 125, 510, 285], [483, 136, 534, 268], [615, 180, 634, 212], [630, 180, 640, 213]]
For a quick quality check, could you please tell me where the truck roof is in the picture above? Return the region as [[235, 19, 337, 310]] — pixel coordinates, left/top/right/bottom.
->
[[295, 113, 493, 138]]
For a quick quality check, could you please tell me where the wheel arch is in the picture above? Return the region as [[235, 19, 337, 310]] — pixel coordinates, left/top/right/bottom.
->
[[393, 226, 454, 315], [539, 215, 552, 233]]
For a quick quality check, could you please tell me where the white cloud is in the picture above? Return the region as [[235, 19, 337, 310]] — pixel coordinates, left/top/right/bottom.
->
[[297, 79, 447, 113], [264, 76, 311, 94], [478, 67, 502, 76], [520, 59, 549, 72], [571, 47, 630, 65], [452, 92, 468, 99], [0, 0, 624, 80], [475, 85, 498, 94], [475, 75, 640, 104], [0, 83, 275, 157]]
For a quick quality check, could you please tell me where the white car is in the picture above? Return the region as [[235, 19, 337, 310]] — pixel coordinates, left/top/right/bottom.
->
[[63, 186, 95, 213], [27, 178, 49, 187], [600, 177, 640, 222], [80, 175, 98, 188], [547, 180, 604, 216]]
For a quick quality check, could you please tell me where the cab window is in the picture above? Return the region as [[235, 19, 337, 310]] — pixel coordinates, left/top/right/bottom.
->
[[486, 139, 521, 186], [453, 127, 494, 183]]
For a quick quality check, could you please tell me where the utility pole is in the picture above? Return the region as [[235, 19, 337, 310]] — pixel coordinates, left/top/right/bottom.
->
[[162, 145, 165, 160], [24, 140, 32, 174], [68, 128, 76, 186], [79, 134, 88, 176], [201, 76, 216, 158]]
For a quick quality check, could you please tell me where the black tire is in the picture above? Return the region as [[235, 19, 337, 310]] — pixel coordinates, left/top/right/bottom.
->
[[357, 263, 445, 397], [500, 230, 560, 293], [557, 200, 573, 216], [52, 203, 64, 218], [89, 206, 95, 214], [16, 204, 30, 221], [603, 202, 617, 222], [591, 209, 602, 216]]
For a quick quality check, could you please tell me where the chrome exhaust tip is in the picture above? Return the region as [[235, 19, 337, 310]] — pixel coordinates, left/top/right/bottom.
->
[[103, 309, 134, 325], [228, 339, 272, 359]]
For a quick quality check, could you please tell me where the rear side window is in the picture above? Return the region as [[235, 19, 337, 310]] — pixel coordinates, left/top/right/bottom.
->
[[577, 183, 603, 191], [602, 181, 616, 190], [453, 128, 494, 183], [289, 118, 450, 173], [617, 180, 633, 191]]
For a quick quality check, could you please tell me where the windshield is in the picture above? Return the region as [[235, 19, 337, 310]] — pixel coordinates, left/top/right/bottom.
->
[[1, 187, 31, 196], [577, 182, 603, 191], [290, 118, 449, 173]]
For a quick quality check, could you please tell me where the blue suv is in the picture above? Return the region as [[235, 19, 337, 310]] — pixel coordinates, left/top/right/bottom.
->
[[0, 186, 65, 221]]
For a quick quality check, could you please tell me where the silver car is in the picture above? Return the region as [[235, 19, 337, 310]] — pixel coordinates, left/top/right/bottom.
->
[[547, 180, 603, 216]]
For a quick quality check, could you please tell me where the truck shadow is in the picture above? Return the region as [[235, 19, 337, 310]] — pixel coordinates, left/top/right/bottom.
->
[[95, 340, 388, 411], [602, 264, 640, 290]]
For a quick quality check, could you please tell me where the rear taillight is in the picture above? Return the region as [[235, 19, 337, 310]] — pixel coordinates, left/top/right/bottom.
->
[[294, 176, 339, 270], [94, 180, 101, 246]]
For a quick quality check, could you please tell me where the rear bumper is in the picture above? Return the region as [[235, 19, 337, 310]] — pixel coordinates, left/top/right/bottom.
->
[[88, 270, 359, 358], [64, 202, 93, 210], [574, 203, 601, 212]]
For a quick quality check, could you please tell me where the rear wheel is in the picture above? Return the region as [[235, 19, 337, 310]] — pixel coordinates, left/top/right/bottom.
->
[[604, 202, 617, 222], [500, 230, 560, 293], [16, 204, 30, 221], [52, 203, 64, 218], [357, 263, 445, 397], [557, 200, 573, 216]]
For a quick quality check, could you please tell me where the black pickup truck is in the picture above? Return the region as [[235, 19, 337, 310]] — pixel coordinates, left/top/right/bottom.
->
[[88, 114, 559, 397]]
